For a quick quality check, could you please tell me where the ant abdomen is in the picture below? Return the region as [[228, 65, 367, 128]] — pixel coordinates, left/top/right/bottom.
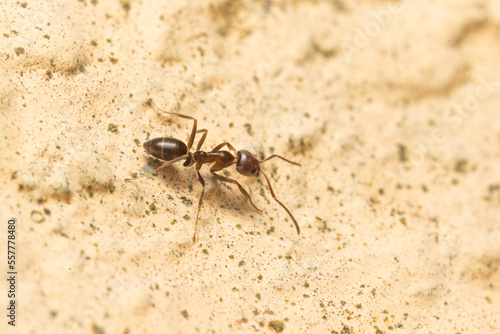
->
[[143, 137, 188, 161]]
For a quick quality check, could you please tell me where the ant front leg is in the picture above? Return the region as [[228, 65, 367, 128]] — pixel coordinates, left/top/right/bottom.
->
[[210, 169, 262, 213], [211, 142, 237, 156]]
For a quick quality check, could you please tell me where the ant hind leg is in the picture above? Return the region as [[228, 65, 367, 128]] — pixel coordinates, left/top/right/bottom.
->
[[125, 154, 189, 182], [146, 99, 198, 151]]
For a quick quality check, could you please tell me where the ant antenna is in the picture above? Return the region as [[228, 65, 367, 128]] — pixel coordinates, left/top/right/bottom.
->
[[260, 170, 300, 235], [260, 155, 301, 166]]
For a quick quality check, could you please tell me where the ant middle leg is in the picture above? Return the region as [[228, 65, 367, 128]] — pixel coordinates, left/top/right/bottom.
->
[[147, 99, 198, 151], [210, 169, 262, 213], [196, 129, 208, 151], [125, 154, 189, 182], [192, 162, 206, 243]]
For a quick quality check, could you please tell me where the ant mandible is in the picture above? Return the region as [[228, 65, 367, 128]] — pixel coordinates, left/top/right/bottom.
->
[[126, 99, 301, 242]]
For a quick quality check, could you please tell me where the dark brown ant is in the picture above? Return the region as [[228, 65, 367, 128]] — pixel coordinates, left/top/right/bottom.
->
[[126, 99, 301, 242]]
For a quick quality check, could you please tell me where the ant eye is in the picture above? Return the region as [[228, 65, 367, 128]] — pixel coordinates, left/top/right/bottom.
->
[[251, 168, 256, 174]]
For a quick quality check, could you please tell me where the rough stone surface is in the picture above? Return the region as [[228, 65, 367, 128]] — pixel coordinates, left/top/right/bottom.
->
[[1, 1, 499, 333]]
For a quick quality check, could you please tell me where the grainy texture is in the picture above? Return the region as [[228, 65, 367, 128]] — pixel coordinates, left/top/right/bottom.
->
[[1, 0, 499, 333]]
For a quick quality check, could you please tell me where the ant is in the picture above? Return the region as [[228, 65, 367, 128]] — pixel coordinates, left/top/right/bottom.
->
[[126, 99, 301, 242]]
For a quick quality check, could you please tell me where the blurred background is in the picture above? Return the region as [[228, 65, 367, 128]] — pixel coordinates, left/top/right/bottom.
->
[[1, 1, 499, 333]]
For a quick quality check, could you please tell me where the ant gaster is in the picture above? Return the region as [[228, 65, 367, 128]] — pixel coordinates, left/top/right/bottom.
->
[[126, 99, 301, 242]]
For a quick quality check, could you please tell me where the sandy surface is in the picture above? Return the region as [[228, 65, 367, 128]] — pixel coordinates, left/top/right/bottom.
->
[[1, 0, 499, 333]]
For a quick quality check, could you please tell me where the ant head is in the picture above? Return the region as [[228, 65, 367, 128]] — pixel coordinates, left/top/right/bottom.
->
[[236, 150, 261, 177]]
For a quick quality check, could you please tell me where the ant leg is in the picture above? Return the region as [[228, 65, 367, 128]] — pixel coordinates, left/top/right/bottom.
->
[[147, 99, 198, 151], [211, 142, 237, 155], [125, 154, 189, 182], [192, 163, 205, 243], [260, 171, 300, 235], [196, 129, 208, 151], [260, 155, 301, 167], [210, 170, 262, 213]]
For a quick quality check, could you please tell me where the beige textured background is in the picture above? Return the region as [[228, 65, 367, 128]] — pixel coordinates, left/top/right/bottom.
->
[[1, 0, 499, 333]]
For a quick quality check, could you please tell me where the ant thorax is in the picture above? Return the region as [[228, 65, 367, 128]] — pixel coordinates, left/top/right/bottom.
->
[[192, 151, 208, 163]]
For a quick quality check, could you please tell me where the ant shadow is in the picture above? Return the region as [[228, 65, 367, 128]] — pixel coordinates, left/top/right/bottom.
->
[[205, 173, 263, 218], [136, 159, 262, 220]]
